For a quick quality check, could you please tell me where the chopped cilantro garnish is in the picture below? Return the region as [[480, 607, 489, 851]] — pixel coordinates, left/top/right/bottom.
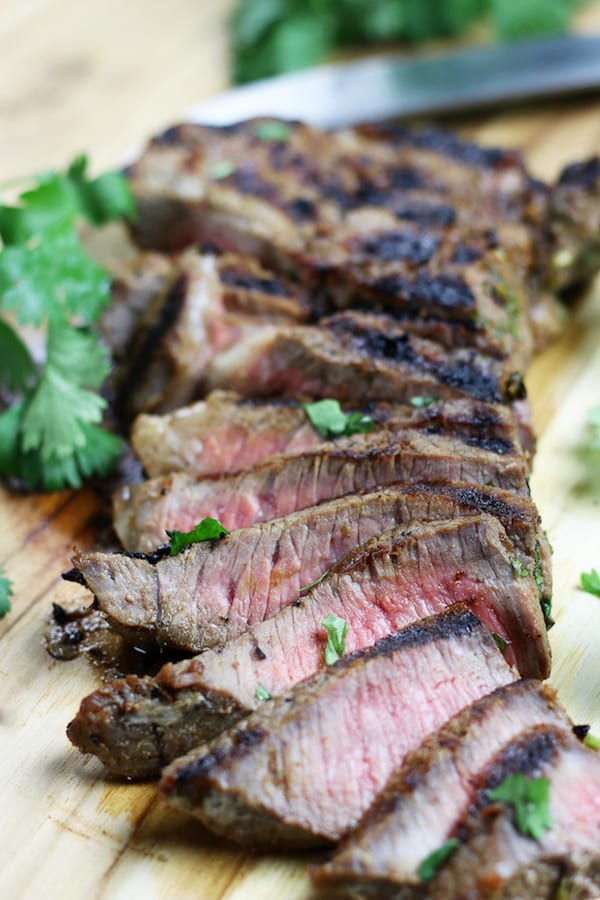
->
[[418, 838, 459, 882], [322, 614, 347, 665], [254, 121, 290, 142], [0, 569, 13, 619], [0, 156, 133, 490], [302, 399, 373, 440], [298, 568, 330, 597], [541, 595, 555, 630], [492, 633, 509, 652], [255, 684, 272, 701], [580, 568, 600, 598], [490, 773, 552, 841], [167, 517, 230, 555], [588, 406, 600, 450], [409, 395, 435, 409], [584, 732, 600, 750], [510, 557, 529, 578], [210, 159, 236, 180]]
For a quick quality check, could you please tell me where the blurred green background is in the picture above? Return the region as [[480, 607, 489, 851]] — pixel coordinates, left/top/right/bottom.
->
[[231, 0, 589, 83]]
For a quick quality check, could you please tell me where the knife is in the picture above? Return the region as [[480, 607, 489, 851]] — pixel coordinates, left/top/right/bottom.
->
[[190, 34, 600, 128]]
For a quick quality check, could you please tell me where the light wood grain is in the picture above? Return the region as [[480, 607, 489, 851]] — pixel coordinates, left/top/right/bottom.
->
[[2, 3, 600, 898]]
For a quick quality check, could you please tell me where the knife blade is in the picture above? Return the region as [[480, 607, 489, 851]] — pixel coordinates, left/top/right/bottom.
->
[[189, 34, 600, 128]]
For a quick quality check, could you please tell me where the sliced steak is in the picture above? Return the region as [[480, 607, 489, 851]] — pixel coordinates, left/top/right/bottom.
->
[[429, 726, 600, 899], [549, 156, 600, 291], [113, 429, 530, 552], [67, 515, 549, 778], [313, 681, 570, 898], [131, 391, 530, 479], [74, 482, 546, 654], [117, 250, 309, 419], [206, 311, 522, 408], [158, 608, 515, 849]]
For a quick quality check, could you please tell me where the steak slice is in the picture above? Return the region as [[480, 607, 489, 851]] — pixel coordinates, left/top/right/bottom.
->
[[313, 681, 570, 898], [131, 392, 530, 479], [206, 311, 522, 408], [429, 726, 600, 899], [158, 608, 515, 849], [67, 515, 549, 778], [113, 429, 530, 552], [74, 482, 546, 655], [117, 249, 308, 419]]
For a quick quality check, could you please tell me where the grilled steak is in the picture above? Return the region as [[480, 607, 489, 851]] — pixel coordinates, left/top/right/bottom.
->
[[113, 428, 530, 552], [67, 515, 549, 778], [429, 726, 600, 899], [74, 482, 548, 654], [206, 311, 524, 408], [548, 156, 600, 291], [158, 608, 515, 849], [313, 681, 570, 898], [131, 391, 531, 479], [116, 250, 309, 419]]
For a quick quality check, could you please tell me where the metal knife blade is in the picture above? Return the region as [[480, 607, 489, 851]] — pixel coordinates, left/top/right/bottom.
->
[[189, 34, 600, 128]]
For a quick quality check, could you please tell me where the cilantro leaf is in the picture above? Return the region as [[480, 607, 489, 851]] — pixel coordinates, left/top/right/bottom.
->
[[0, 319, 35, 391], [66, 155, 136, 225], [541, 595, 555, 630], [322, 614, 348, 665], [255, 684, 272, 701], [492, 632, 509, 652], [510, 557, 529, 578], [580, 568, 600, 598], [584, 733, 600, 751], [167, 517, 230, 555], [0, 230, 111, 326], [302, 399, 374, 440], [418, 838, 459, 882], [0, 568, 13, 619], [254, 121, 290, 142], [210, 159, 237, 180], [490, 773, 553, 841], [410, 395, 435, 409]]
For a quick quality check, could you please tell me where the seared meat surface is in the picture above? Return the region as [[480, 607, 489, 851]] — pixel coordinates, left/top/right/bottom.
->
[[158, 608, 515, 849]]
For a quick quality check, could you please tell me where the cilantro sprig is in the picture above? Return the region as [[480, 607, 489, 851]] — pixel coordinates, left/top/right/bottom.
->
[[0, 568, 13, 619], [0, 156, 134, 491], [489, 772, 553, 841], [302, 399, 374, 440], [322, 614, 348, 665], [418, 838, 458, 882], [580, 568, 600, 598], [167, 517, 230, 555]]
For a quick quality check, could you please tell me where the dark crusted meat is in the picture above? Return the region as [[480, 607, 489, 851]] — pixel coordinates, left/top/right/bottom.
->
[[158, 608, 515, 849]]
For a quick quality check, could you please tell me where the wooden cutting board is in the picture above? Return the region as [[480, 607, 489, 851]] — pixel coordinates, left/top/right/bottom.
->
[[2, 5, 600, 898]]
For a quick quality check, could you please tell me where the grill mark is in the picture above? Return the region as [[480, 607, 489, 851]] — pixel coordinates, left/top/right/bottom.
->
[[558, 157, 600, 187], [394, 202, 456, 228], [357, 231, 439, 265], [171, 725, 268, 788], [219, 265, 289, 297]]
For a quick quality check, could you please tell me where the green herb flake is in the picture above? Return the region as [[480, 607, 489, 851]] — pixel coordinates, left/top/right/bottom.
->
[[0, 569, 13, 619], [583, 732, 600, 750], [492, 633, 509, 652], [298, 568, 330, 597], [409, 396, 435, 409], [580, 568, 600, 598], [510, 557, 529, 578], [167, 517, 230, 556], [489, 773, 552, 841], [418, 838, 459, 882], [210, 159, 236, 180], [254, 121, 290, 142], [541, 595, 555, 630], [322, 614, 348, 665], [255, 684, 272, 701], [302, 399, 373, 440], [588, 406, 600, 450]]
